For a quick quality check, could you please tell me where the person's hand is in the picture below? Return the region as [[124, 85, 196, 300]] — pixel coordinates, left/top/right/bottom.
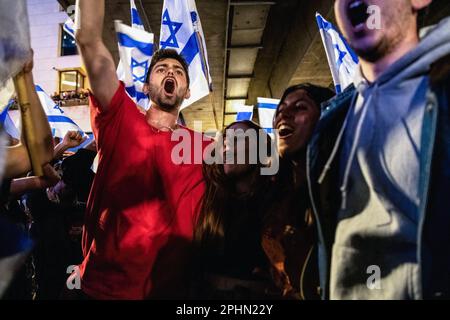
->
[[37, 163, 61, 189], [84, 139, 97, 152], [62, 131, 87, 149], [22, 49, 34, 74], [62, 151, 76, 158]]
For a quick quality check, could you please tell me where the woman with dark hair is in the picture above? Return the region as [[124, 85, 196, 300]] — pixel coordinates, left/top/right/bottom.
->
[[193, 120, 278, 299], [262, 83, 335, 300]]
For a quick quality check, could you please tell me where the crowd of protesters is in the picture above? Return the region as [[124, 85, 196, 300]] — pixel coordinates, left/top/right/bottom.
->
[[1, 0, 449, 300], [51, 89, 90, 107]]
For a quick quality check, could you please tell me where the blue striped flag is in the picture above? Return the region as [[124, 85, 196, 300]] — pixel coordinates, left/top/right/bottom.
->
[[63, 17, 75, 39], [316, 13, 359, 94], [116, 0, 153, 110], [235, 105, 253, 121], [115, 21, 154, 110], [159, 0, 212, 109], [130, 0, 145, 30], [0, 100, 20, 139], [257, 97, 279, 137], [35, 85, 85, 139]]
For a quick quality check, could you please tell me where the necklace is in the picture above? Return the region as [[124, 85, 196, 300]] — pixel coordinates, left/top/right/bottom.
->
[[149, 119, 179, 132]]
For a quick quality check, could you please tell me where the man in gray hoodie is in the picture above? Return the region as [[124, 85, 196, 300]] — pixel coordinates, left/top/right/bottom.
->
[[307, 0, 450, 299]]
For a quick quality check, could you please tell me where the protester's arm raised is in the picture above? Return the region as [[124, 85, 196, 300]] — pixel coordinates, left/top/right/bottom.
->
[[75, 0, 119, 111]]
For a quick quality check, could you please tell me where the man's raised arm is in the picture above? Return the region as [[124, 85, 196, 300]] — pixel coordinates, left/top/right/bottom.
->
[[75, 0, 119, 111]]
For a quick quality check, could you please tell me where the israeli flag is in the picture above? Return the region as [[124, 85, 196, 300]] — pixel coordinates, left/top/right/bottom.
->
[[257, 97, 279, 137], [0, 100, 20, 139], [130, 0, 145, 30], [235, 105, 253, 121], [35, 85, 85, 139], [159, 0, 212, 109], [116, 0, 146, 86], [63, 17, 76, 39], [316, 13, 359, 94], [116, 0, 152, 110], [115, 21, 154, 110]]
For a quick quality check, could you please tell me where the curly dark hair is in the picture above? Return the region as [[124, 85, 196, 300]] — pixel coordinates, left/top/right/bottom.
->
[[145, 48, 190, 86]]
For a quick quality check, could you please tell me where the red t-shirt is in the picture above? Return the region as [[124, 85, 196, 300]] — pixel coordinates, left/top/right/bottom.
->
[[79, 82, 210, 299]]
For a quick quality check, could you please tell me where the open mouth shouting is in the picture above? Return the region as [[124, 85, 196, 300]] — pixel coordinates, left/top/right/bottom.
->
[[347, 0, 370, 32], [163, 77, 177, 97], [277, 123, 295, 139]]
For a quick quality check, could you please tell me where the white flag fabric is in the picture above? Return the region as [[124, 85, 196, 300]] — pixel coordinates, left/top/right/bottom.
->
[[257, 97, 279, 137], [0, 79, 15, 114], [116, 0, 146, 87], [0, 0, 31, 87], [235, 105, 254, 122], [0, 100, 20, 139], [35, 85, 85, 139], [115, 21, 154, 110], [0, 0, 31, 113], [63, 17, 76, 39], [159, 0, 212, 109], [316, 13, 359, 94]]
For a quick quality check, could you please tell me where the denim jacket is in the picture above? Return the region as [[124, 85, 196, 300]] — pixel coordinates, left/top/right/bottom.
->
[[307, 54, 450, 300]]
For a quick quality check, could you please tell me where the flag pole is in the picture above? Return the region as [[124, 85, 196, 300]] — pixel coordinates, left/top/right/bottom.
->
[[195, 31, 217, 130], [13, 72, 43, 176]]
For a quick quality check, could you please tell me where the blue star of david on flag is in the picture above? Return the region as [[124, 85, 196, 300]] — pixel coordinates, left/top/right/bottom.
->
[[115, 3, 154, 110], [316, 13, 359, 93], [191, 11, 198, 24], [159, 0, 213, 110], [53, 102, 64, 114], [131, 58, 149, 83], [334, 44, 347, 70], [160, 9, 183, 48]]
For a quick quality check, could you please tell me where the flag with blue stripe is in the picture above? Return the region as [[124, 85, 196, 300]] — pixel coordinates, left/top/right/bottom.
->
[[0, 100, 20, 139], [316, 13, 359, 94], [115, 0, 154, 110], [130, 0, 145, 30], [35, 85, 85, 139], [159, 0, 212, 109], [115, 21, 154, 110], [116, 0, 145, 82], [257, 97, 279, 137], [235, 105, 253, 121], [63, 17, 75, 39]]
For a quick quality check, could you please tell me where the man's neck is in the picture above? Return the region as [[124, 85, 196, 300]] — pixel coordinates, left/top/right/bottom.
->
[[360, 33, 419, 82], [146, 104, 179, 131]]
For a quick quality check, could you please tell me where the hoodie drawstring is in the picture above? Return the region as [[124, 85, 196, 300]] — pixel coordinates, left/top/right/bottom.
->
[[339, 83, 379, 210], [317, 92, 359, 185]]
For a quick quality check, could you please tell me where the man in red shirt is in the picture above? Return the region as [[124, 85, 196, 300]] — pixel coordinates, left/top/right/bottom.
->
[[73, 0, 210, 299]]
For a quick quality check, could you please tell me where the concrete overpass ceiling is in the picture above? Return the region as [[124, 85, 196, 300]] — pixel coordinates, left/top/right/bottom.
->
[[59, 0, 450, 130]]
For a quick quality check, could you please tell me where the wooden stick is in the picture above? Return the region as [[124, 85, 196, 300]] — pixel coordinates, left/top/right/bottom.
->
[[13, 72, 43, 176]]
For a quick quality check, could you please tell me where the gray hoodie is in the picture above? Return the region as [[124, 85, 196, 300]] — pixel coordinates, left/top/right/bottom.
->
[[329, 17, 450, 300]]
